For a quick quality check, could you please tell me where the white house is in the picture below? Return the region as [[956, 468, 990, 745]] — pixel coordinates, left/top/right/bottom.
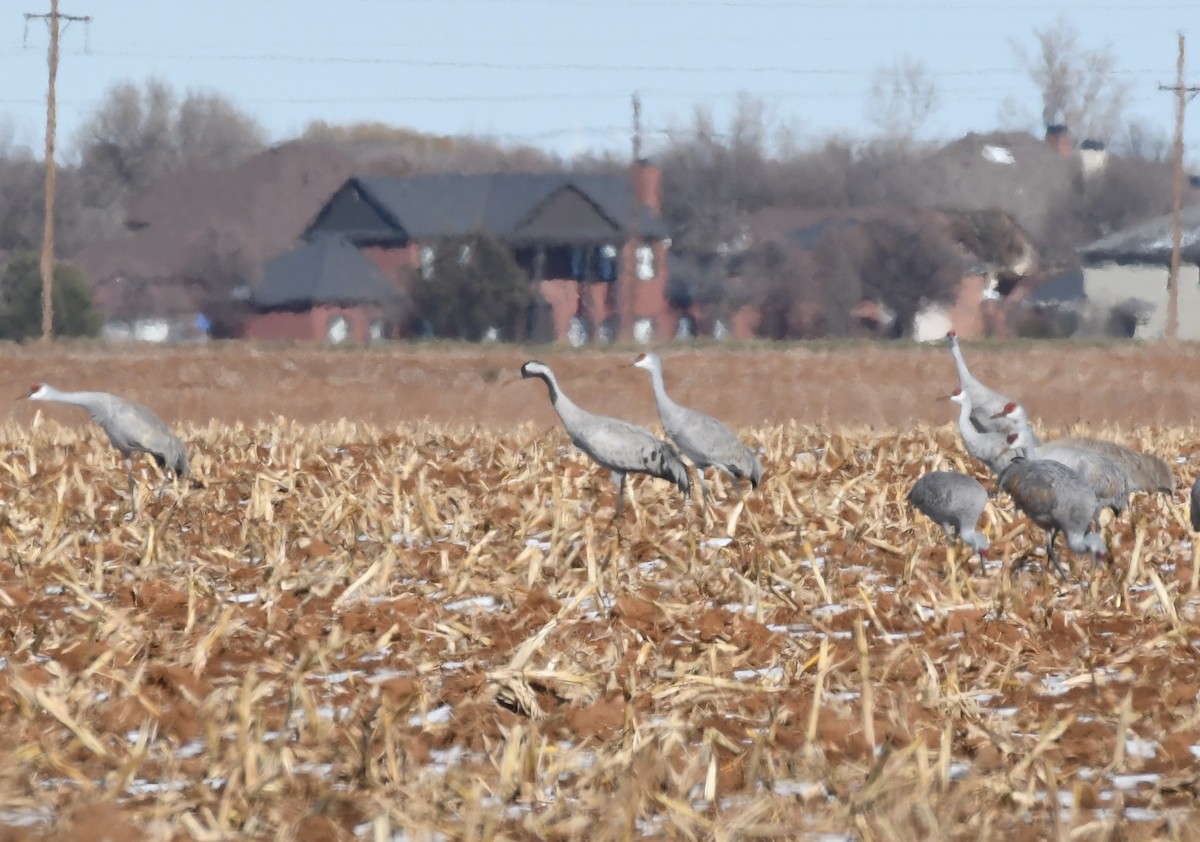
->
[[1079, 203, 1200, 340]]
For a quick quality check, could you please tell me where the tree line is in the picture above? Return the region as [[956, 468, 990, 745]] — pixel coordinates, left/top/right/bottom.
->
[[0, 18, 1179, 341]]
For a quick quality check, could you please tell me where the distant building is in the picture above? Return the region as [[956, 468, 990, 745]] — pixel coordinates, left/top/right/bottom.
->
[[247, 164, 678, 344]]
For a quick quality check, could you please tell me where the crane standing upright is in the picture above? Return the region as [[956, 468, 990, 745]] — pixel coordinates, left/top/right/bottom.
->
[[520, 360, 690, 522], [945, 330, 1021, 436], [630, 352, 762, 514], [21, 382, 189, 518]]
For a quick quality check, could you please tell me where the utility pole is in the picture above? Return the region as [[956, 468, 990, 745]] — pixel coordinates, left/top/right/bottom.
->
[[1159, 32, 1200, 346], [622, 91, 642, 343], [24, 1, 91, 343]]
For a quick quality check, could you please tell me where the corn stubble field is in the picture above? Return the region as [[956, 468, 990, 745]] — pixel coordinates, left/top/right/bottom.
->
[[2, 346, 1200, 840]]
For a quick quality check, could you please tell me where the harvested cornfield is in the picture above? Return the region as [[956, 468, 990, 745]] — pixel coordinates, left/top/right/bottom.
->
[[1, 414, 1200, 840]]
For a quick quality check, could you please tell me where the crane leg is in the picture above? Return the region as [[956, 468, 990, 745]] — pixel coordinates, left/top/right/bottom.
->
[[694, 467, 709, 524], [1045, 528, 1067, 580], [124, 457, 138, 520], [611, 471, 626, 524]]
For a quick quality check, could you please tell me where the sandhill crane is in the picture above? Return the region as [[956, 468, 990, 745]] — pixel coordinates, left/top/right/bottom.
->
[[945, 330, 1016, 435], [630, 352, 762, 512], [520, 361, 690, 522], [1006, 428, 1130, 518], [995, 402, 1170, 496], [948, 388, 1014, 475], [21, 382, 189, 518], [1191, 477, 1200, 531], [997, 456, 1108, 579], [907, 470, 990, 573]]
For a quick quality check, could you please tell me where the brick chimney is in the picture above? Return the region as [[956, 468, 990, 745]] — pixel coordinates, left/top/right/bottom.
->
[[634, 158, 662, 216], [1044, 123, 1072, 158]]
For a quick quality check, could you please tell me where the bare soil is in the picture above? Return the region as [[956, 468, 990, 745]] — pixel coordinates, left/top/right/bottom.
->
[[4, 339, 1200, 430]]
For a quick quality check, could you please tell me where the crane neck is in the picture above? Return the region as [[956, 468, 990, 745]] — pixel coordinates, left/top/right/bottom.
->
[[949, 339, 976, 388], [644, 361, 676, 412], [531, 370, 583, 426]]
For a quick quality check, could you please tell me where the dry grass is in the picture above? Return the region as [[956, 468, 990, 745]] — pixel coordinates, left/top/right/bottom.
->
[[0, 413, 1199, 840]]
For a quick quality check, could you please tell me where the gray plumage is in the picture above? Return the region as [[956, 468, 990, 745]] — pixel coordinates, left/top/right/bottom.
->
[[907, 470, 990, 570], [997, 456, 1108, 579], [996, 401, 1168, 498], [23, 382, 189, 517], [946, 331, 1015, 435], [1007, 428, 1130, 518], [949, 388, 1014, 475], [1191, 476, 1200, 532], [632, 352, 762, 507], [1049, 436, 1175, 496], [521, 361, 690, 521]]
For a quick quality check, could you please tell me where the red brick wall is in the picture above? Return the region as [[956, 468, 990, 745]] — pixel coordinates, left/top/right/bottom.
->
[[245, 305, 382, 343]]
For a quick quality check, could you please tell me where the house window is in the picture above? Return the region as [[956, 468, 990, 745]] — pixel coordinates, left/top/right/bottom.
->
[[369, 319, 386, 342], [597, 245, 618, 282], [597, 318, 616, 344], [567, 317, 589, 348], [419, 245, 436, 280], [713, 318, 730, 340], [634, 318, 654, 344], [675, 314, 696, 339], [458, 243, 473, 266], [570, 248, 586, 281], [327, 315, 350, 345], [483, 326, 500, 342], [635, 245, 655, 281]]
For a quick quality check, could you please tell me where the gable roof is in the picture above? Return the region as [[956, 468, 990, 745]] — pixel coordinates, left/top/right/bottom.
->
[[254, 233, 396, 309], [308, 171, 669, 243], [1079, 202, 1200, 266], [910, 131, 1077, 244]]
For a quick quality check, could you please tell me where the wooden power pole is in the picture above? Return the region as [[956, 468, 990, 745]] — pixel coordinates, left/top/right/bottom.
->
[[623, 91, 642, 342], [1160, 32, 1200, 345], [24, 0, 90, 343]]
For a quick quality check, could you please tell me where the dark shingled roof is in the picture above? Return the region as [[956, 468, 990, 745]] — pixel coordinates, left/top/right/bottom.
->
[[1023, 267, 1086, 305], [313, 172, 669, 242], [255, 233, 396, 309], [1079, 202, 1200, 266]]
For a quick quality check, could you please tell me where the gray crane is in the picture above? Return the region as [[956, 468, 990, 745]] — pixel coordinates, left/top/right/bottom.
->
[[997, 456, 1108, 579], [520, 361, 690, 522], [907, 470, 990, 573], [1006, 427, 1130, 519], [1191, 476, 1200, 531], [21, 382, 189, 517], [994, 402, 1171, 496], [946, 330, 1017, 435], [948, 388, 1015, 475], [630, 352, 762, 512]]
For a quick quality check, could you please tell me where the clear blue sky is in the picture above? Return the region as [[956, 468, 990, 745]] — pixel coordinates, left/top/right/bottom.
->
[[2, 0, 1198, 161]]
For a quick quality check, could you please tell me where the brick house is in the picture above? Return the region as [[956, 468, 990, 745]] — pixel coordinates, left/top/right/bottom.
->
[[246, 163, 676, 344], [245, 233, 399, 343]]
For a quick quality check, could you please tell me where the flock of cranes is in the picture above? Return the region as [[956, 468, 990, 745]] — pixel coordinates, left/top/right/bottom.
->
[[14, 337, 1196, 584], [909, 331, 1178, 580]]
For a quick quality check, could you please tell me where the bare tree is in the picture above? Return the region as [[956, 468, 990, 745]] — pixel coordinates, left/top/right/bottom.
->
[[1009, 17, 1131, 140], [75, 79, 265, 209], [866, 56, 941, 141]]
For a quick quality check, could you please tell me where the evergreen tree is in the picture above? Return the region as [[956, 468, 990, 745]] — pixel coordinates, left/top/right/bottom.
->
[[0, 251, 103, 341]]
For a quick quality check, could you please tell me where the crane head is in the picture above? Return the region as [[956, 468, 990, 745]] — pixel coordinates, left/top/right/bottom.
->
[[991, 401, 1020, 420], [20, 383, 48, 401], [631, 352, 658, 371], [945, 329, 958, 343], [946, 388, 966, 404], [520, 361, 551, 380]]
